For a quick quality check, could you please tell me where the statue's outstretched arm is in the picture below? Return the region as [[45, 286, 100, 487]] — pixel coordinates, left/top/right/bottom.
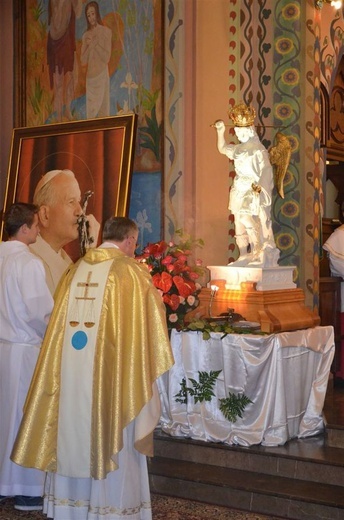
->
[[212, 120, 235, 158]]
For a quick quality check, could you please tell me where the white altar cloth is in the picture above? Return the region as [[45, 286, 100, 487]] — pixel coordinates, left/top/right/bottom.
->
[[157, 327, 335, 447]]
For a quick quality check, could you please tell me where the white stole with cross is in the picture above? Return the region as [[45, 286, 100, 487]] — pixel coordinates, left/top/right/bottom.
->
[[56, 258, 112, 478]]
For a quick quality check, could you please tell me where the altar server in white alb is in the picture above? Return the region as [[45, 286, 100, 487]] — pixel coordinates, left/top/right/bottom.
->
[[323, 223, 344, 379], [12, 216, 174, 520], [0, 203, 54, 511]]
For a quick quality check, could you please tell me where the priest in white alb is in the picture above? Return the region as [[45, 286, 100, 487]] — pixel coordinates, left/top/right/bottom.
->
[[11, 216, 174, 520]]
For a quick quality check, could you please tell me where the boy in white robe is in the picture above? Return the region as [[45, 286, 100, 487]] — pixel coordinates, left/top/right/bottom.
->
[[0, 203, 54, 511], [323, 224, 344, 379]]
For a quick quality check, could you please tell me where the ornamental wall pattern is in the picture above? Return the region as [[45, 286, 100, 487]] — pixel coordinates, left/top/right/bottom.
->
[[235, 0, 313, 306], [164, 0, 343, 309], [164, 0, 185, 239]]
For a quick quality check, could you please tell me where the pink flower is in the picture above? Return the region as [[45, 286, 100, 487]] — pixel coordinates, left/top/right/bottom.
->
[[187, 295, 196, 306], [168, 313, 178, 323]]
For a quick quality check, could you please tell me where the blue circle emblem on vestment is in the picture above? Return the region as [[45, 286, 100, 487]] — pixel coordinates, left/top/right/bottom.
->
[[71, 331, 88, 350]]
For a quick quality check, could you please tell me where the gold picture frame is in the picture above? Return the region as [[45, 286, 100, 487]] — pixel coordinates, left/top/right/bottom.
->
[[1, 114, 138, 257]]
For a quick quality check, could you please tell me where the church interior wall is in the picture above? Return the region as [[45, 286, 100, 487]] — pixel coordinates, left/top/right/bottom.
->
[[0, 1, 343, 313], [164, 0, 343, 310]]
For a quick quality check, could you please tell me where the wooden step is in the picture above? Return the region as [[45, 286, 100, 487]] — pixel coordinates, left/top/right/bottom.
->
[[149, 456, 344, 520], [150, 429, 344, 520], [325, 422, 344, 448], [323, 381, 344, 448], [153, 429, 344, 487]]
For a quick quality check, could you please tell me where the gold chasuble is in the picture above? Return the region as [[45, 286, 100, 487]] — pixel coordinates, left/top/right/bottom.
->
[[11, 247, 174, 480]]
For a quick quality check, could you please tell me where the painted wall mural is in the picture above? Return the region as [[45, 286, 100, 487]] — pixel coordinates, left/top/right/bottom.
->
[[23, 0, 163, 249], [164, 0, 324, 306], [319, 11, 344, 153], [163, 0, 184, 240], [231, 0, 344, 309], [238, 0, 303, 288], [271, 2, 302, 283], [227, 2, 240, 263], [307, 2, 323, 312]]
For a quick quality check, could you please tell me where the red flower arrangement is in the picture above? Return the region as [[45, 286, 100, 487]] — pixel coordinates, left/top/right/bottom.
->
[[136, 231, 205, 330]]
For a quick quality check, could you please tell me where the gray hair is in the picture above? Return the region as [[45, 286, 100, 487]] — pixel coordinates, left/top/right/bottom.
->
[[102, 217, 138, 242]]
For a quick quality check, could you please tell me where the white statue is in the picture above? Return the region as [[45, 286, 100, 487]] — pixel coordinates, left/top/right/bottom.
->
[[213, 103, 289, 268]]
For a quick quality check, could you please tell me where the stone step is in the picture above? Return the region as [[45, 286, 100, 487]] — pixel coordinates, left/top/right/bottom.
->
[[323, 378, 344, 448], [325, 423, 344, 448], [149, 455, 344, 520], [153, 429, 344, 488]]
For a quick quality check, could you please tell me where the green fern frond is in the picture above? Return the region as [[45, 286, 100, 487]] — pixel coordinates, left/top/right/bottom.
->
[[219, 393, 252, 423], [184, 370, 222, 403]]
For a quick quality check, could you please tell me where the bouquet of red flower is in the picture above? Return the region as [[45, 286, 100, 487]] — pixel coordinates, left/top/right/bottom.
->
[[136, 230, 205, 330]]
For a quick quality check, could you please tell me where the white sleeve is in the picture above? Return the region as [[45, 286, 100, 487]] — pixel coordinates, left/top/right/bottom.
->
[[20, 258, 54, 339], [323, 226, 344, 278], [328, 254, 344, 279]]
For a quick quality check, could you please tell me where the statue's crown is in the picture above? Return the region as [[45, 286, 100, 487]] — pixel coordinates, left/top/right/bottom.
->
[[228, 103, 256, 127]]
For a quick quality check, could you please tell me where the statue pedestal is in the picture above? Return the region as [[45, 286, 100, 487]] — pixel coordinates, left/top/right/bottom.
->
[[208, 264, 296, 291], [187, 265, 320, 334]]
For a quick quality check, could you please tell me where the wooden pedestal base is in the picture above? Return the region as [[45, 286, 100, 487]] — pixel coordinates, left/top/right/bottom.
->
[[187, 280, 320, 333]]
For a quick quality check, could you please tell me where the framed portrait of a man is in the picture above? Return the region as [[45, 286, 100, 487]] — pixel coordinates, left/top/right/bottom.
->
[[1, 114, 137, 261]]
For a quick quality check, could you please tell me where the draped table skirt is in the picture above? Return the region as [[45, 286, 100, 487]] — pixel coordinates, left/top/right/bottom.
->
[[157, 326, 335, 447]]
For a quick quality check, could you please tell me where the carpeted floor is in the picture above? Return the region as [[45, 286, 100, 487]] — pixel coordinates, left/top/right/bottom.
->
[[0, 494, 284, 519]]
